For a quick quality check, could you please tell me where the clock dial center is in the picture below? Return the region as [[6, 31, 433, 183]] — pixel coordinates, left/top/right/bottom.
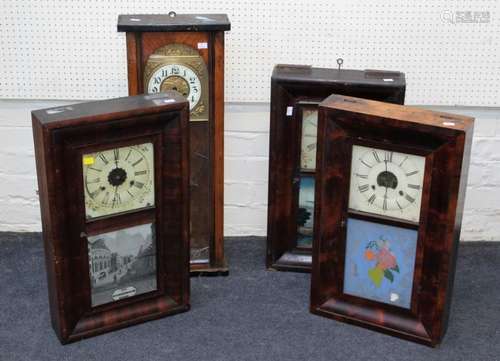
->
[[160, 76, 190, 97], [108, 167, 127, 187], [376, 170, 398, 189]]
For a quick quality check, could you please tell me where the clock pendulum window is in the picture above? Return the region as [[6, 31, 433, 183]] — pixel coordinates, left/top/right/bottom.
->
[[267, 64, 406, 272], [32, 92, 191, 343], [118, 13, 230, 276], [310, 94, 474, 346]]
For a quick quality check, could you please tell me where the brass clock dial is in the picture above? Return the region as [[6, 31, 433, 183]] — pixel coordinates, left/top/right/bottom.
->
[[144, 44, 209, 121], [82, 143, 155, 220], [300, 109, 318, 170], [348, 145, 425, 222]]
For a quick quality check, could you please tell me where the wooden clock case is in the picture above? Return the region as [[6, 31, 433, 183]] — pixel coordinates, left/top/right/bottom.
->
[[118, 14, 230, 276], [32, 92, 190, 343], [310, 94, 474, 346], [267, 64, 406, 272]]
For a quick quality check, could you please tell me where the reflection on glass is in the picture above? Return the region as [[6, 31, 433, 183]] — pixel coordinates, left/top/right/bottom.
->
[[300, 109, 318, 171], [297, 176, 315, 248], [343, 218, 418, 309], [87, 223, 157, 307]]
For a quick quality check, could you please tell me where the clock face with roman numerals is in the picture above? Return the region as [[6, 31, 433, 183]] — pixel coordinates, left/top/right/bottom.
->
[[82, 143, 155, 220], [348, 145, 425, 222]]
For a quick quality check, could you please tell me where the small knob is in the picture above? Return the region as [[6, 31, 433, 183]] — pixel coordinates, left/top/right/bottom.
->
[[168, 11, 177, 18]]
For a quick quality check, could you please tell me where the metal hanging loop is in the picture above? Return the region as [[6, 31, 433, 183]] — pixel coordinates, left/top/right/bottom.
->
[[337, 58, 344, 71]]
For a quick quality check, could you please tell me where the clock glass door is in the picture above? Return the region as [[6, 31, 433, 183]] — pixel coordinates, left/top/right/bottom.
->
[[295, 105, 319, 249], [81, 141, 159, 308], [343, 143, 426, 309], [144, 42, 212, 265]]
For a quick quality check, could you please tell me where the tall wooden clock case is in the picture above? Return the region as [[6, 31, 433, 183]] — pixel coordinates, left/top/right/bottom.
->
[[118, 13, 230, 275]]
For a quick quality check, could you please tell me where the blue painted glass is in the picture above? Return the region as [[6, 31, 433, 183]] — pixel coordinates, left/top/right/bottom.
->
[[343, 218, 418, 309]]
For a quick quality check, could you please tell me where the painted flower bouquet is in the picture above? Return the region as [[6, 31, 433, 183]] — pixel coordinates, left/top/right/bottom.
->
[[364, 238, 400, 287]]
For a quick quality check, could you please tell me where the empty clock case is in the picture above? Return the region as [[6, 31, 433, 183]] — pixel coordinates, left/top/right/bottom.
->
[[310, 94, 474, 346], [32, 92, 191, 343], [267, 64, 406, 272]]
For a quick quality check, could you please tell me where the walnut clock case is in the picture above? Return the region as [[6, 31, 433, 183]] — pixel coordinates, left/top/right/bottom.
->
[[267, 65, 406, 273], [310, 94, 474, 346], [118, 13, 230, 276], [32, 92, 190, 344]]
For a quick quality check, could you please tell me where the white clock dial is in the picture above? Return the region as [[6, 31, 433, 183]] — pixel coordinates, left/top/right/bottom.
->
[[147, 63, 202, 110], [300, 109, 318, 170], [348, 145, 425, 222], [83, 143, 155, 219]]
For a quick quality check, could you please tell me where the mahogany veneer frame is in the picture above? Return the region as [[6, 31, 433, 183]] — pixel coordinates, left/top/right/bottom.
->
[[267, 65, 406, 272], [32, 92, 190, 343], [310, 94, 474, 346], [118, 14, 230, 276]]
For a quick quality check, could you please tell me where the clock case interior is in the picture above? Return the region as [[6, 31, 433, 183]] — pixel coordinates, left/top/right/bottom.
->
[[267, 64, 406, 273], [32, 92, 191, 343], [310, 94, 474, 346], [118, 14, 230, 276]]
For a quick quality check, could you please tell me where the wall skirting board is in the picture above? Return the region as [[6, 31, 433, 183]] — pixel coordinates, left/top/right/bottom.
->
[[0, 99, 499, 240]]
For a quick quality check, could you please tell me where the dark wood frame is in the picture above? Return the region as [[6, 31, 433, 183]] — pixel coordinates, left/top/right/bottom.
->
[[267, 65, 406, 272], [32, 92, 191, 344], [310, 94, 474, 346], [118, 14, 230, 276]]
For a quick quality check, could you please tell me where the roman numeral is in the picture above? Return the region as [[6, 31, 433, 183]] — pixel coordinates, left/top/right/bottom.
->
[[127, 190, 134, 198], [383, 198, 388, 211], [132, 158, 144, 167], [89, 188, 103, 198], [399, 156, 408, 166], [134, 181, 145, 189], [87, 178, 100, 184], [396, 200, 403, 210], [356, 173, 368, 179], [135, 170, 147, 176], [360, 159, 372, 168], [89, 167, 102, 172], [405, 194, 416, 203], [98, 153, 109, 165], [372, 151, 381, 163], [125, 149, 132, 161], [407, 184, 421, 190], [114, 149, 119, 161], [358, 184, 369, 193], [102, 192, 110, 205], [406, 170, 419, 177], [368, 194, 376, 205], [385, 151, 393, 163], [112, 193, 121, 207]]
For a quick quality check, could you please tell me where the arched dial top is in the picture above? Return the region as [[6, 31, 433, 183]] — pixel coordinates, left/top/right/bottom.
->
[[144, 43, 209, 121], [83, 143, 155, 220], [348, 145, 426, 223]]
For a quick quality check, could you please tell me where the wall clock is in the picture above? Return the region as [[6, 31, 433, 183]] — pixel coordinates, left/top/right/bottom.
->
[[118, 13, 230, 276], [310, 94, 474, 346], [33, 92, 190, 343], [267, 64, 406, 272]]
